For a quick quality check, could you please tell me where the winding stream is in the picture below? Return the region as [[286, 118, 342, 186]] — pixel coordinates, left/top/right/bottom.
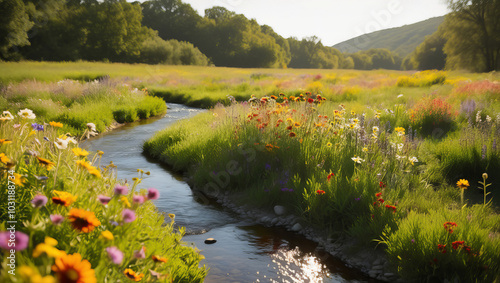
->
[[84, 103, 374, 283]]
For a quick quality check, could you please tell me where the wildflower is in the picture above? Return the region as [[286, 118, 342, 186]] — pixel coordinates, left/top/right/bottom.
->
[[52, 253, 96, 283], [12, 173, 26, 187], [98, 150, 104, 156], [31, 194, 48, 208], [394, 127, 405, 133], [375, 192, 382, 197], [147, 188, 159, 200], [362, 147, 368, 152], [67, 208, 101, 233], [122, 209, 136, 223], [372, 126, 379, 133], [120, 196, 131, 208], [50, 214, 64, 225], [33, 237, 66, 258], [379, 182, 386, 188], [351, 156, 364, 163], [36, 156, 56, 170], [456, 179, 469, 189], [101, 231, 114, 241], [327, 172, 335, 181], [409, 156, 418, 165], [316, 189, 326, 195], [0, 138, 12, 145], [437, 244, 447, 254], [76, 160, 92, 170], [443, 221, 457, 233], [289, 132, 297, 137], [0, 111, 14, 121], [72, 147, 89, 157], [168, 213, 175, 220], [19, 265, 56, 283], [98, 195, 112, 205], [0, 231, 29, 251], [452, 241, 465, 250], [385, 204, 397, 213], [152, 255, 168, 263], [31, 123, 44, 131], [54, 138, 69, 150], [123, 269, 144, 282], [0, 153, 10, 164], [50, 121, 63, 128], [88, 167, 101, 178], [133, 194, 145, 204], [18, 108, 36, 119], [114, 184, 129, 195], [265, 144, 274, 151], [52, 191, 77, 206], [106, 246, 124, 264], [134, 246, 146, 259]]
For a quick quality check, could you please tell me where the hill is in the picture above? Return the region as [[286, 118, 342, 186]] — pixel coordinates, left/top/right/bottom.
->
[[333, 16, 445, 57]]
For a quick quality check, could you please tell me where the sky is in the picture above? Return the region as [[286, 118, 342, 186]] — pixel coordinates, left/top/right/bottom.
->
[[181, 0, 450, 46]]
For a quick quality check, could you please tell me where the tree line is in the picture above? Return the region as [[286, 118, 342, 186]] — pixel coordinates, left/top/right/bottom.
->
[[404, 0, 500, 72], [1, 0, 497, 71]]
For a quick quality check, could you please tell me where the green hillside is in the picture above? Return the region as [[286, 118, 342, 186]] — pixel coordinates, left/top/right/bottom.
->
[[333, 16, 444, 57]]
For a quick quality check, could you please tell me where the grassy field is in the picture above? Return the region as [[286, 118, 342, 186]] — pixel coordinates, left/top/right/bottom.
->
[[2, 61, 500, 282]]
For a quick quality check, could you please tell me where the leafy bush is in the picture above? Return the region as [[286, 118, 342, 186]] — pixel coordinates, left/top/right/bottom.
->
[[410, 97, 456, 137]]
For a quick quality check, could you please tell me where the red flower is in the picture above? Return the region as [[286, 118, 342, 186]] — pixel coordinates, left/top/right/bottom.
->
[[443, 222, 457, 233], [385, 204, 397, 213], [375, 192, 382, 198], [379, 181, 386, 188], [289, 132, 297, 137], [452, 241, 465, 250], [316, 190, 325, 195], [327, 173, 335, 181], [307, 98, 314, 103], [378, 198, 385, 203], [437, 244, 447, 254]]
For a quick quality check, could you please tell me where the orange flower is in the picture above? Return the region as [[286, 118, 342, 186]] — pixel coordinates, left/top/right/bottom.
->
[[456, 179, 469, 189], [152, 255, 168, 263], [49, 121, 63, 128], [72, 148, 89, 158], [0, 153, 10, 164], [52, 253, 96, 283], [67, 208, 101, 233], [52, 191, 77, 207], [124, 269, 144, 281], [36, 156, 55, 170], [76, 160, 93, 170], [443, 221, 457, 233], [0, 139, 12, 145]]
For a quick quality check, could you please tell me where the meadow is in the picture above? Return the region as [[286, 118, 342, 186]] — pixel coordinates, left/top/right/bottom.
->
[[1, 61, 500, 282]]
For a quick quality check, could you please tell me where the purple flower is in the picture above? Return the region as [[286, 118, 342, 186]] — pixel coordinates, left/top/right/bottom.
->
[[355, 197, 361, 201], [31, 194, 48, 208], [147, 188, 159, 200], [411, 239, 415, 243], [31, 123, 44, 131], [265, 164, 271, 170], [122, 209, 136, 223], [50, 214, 64, 225], [114, 184, 128, 195], [133, 195, 145, 204], [110, 220, 120, 226], [0, 231, 29, 251], [106, 246, 124, 264], [134, 246, 146, 259], [43, 137, 50, 142], [98, 195, 112, 205]]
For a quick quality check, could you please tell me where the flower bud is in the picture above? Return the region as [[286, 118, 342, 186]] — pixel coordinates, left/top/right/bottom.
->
[[482, 173, 488, 180]]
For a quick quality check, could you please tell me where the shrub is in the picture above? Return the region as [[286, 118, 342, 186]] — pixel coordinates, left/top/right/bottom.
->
[[397, 71, 446, 87], [410, 97, 456, 137]]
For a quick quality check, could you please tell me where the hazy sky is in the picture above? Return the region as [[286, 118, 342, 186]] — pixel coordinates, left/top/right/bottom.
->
[[182, 0, 450, 46]]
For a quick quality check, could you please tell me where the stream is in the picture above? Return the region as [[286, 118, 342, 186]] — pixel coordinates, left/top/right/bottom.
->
[[84, 103, 374, 283]]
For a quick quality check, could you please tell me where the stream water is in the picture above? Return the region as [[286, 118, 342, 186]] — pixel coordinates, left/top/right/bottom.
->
[[84, 103, 374, 283]]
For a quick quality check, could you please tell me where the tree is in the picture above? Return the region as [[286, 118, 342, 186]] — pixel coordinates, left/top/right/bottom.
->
[[444, 0, 500, 71], [410, 30, 447, 70], [0, 0, 33, 59]]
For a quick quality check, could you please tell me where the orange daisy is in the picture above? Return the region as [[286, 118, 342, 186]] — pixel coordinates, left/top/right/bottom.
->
[[52, 191, 77, 207], [36, 156, 56, 170], [49, 121, 63, 128], [124, 269, 144, 281], [52, 253, 96, 283], [72, 148, 89, 158], [67, 208, 101, 233], [152, 255, 168, 263]]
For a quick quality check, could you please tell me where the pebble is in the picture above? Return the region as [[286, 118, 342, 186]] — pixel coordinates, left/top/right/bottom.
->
[[204, 238, 217, 244], [273, 205, 286, 216], [371, 264, 384, 270], [291, 223, 302, 231]]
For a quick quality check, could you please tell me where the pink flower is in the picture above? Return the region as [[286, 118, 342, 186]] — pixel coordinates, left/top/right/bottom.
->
[[31, 194, 48, 208], [106, 246, 124, 264], [134, 246, 146, 259], [98, 195, 112, 205], [132, 195, 145, 204], [0, 231, 29, 251], [122, 209, 136, 223], [147, 188, 159, 200], [114, 184, 128, 195], [50, 214, 64, 225]]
